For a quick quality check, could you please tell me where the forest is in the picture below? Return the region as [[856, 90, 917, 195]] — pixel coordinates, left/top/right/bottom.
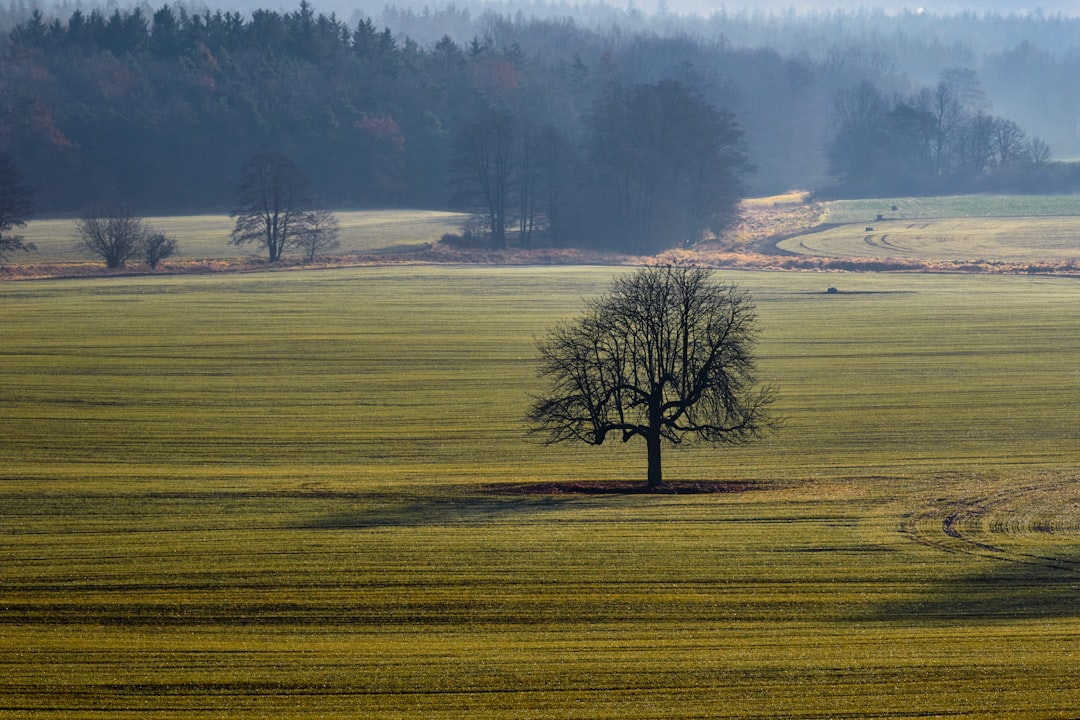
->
[[3, 0, 1080, 251]]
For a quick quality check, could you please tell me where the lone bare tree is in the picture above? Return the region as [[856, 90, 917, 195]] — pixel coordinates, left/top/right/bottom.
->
[[75, 207, 149, 269], [295, 205, 340, 262], [0, 152, 36, 260], [143, 232, 178, 269], [528, 265, 774, 489], [231, 152, 317, 262]]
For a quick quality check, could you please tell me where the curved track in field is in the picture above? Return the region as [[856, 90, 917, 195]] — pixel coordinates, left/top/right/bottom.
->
[[778, 215, 1080, 266], [900, 476, 1080, 572]]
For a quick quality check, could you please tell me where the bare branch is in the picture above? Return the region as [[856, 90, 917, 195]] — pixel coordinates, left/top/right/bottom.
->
[[527, 264, 775, 488]]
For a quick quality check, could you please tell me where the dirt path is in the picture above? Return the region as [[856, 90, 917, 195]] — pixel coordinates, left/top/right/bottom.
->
[[5, 197, 1080, 279]]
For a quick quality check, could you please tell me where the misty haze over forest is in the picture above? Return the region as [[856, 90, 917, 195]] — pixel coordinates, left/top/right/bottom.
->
[[4, 0, 1080, 253], [40, 0, 1080, 18]]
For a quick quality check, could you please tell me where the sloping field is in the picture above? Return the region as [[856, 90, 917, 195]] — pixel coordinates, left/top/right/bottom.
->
[[1, 267, 1079, 718], [821, 195, 1080, 223], [15, 209, 467, 263], [777, 195, 1080, 265]]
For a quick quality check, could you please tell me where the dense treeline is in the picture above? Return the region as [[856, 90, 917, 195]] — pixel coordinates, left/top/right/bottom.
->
[[827, 71, 1061, 197], [2, 1, 1076, 252]]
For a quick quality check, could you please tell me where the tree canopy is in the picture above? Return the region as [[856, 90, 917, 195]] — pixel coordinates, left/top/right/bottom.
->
[[230, 152, 329, 262], [582, 81, 749, 253], [75, 207, 151, 268], [1, 1, 1073, 247], [529, 265, 774, 488], [827, 72, 1053, 196]]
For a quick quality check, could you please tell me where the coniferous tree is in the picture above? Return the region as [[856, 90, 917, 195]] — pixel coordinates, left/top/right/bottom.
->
[[0, 153, 36, 260]]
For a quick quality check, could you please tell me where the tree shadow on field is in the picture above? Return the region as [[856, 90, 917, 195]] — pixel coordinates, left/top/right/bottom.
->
[[302, 494, 578, 529], [489, 480, 756, 495], [866, 554, 1080, 623], [301, 480, 755, 529]]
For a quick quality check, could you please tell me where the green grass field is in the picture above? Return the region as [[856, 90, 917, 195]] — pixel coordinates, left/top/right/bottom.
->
[[16, 209, 467, 263], [780, 195, 1080, 265], [821, 194, 1080, 223], [2, 266, 1079, 718]]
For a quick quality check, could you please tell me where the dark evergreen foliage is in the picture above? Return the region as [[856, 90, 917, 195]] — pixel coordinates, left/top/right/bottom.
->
[[580, 81, 749, 253], [0, 151, 35, 260], [1, 2, 1073, 252]]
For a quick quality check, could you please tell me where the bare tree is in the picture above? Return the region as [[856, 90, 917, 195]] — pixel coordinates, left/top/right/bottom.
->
[[143, 232, 178, 269], [528, 265, 774, 489], [1028, 137, 1051, 165], [231, 152, 317, 262], [584, 81, 749, 254], [75, 208, 149, 269], [990, 117, 1028, 167], [450, 112, 516, 249], [827, 80, 891, 190], [517, 124, 537, 249], [956, 111, 996, 175], [0, 152, 36, 260], [917, 68, 987, 176], [535, 125, 572, 248], [295, 205, 340, 262]]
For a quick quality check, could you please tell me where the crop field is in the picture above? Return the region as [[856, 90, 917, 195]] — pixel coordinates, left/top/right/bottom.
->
[[1, 266, 1080, 718], [16, 209, 467, 264], [779, 195, 1080, 265], [821, 195, 1080, 223]]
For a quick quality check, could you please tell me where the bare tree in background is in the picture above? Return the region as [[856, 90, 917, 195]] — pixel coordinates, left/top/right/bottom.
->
[[295, 205, 340, 262], [584, 81, 749, 253], [1028, 138, 1051, 165], [75, 208, 149, 269], [450, 112, 516, 249], [528, 265, 775, 489], [231, 152, 317, 262], [143, 232, 178, 269]]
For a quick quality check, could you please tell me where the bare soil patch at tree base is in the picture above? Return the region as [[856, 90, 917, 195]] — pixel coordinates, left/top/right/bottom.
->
[[484, 480, 757, 495]]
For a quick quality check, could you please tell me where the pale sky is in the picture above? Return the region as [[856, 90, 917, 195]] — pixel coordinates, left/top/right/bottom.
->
[[664, 0, 1080, 14]]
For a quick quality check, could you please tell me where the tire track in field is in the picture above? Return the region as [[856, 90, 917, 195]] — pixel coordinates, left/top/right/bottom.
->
[[864, 233, 915, 255], [899, 476, 1080, 572]]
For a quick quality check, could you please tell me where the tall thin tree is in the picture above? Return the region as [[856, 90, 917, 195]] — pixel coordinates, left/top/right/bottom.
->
[[449, 112, 516, 249], [0, 153, 36, 260]]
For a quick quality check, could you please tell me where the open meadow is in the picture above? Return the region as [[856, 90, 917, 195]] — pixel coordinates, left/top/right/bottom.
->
[[2, 265, 1079, 718], [779, 195, 1080, 266], [15, 210, 467, 264]]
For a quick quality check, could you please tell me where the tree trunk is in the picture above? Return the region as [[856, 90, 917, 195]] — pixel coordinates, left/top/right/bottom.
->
[[646, 429, 662, 489]]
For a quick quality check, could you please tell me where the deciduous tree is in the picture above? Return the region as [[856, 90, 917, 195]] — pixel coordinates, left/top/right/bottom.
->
[[231, 152, 317, 262], [75, 207, 148, 269], [826, 80, 890, 191], [449, 112, 516, 249], [528, 265, 774, 489], [143, 231, 178, 269], [583, 81, 749, 254], [295, 205, 340, 261]]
